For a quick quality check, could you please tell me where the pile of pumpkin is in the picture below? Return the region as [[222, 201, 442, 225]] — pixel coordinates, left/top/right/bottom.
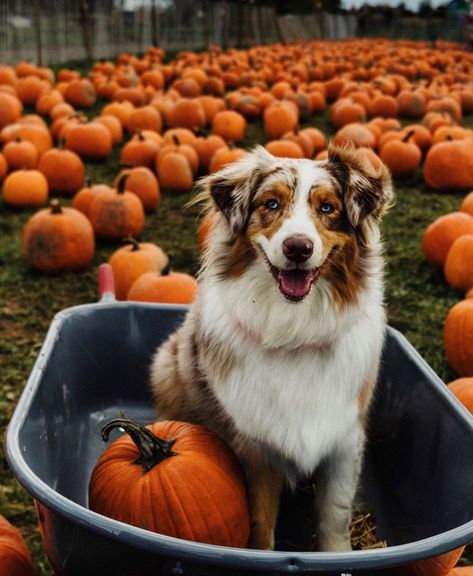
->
[[1, 38, 473, 575], [421, 193, 473, 418]]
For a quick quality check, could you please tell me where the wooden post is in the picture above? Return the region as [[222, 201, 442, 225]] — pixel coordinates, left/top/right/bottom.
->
[[272, 6, 286, 44], [151, 0, 159, 47], [222, 0, 229, 50], [237, 2, 244, 48], [79, 0, 94, 60], [34, 0, 43, 66]]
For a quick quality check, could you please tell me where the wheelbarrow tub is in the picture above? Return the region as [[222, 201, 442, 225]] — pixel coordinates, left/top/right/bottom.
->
[[5, 301, 473, 576]]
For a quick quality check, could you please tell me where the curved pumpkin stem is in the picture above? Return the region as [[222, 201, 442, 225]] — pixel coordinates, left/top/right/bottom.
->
[[123, 237, 141, 251], [402, 130, 416, 143], [101, 417, 176, 472], [50, 199, 63, 215], [172, 134, 181, 147], [116, 172, 129, 194]]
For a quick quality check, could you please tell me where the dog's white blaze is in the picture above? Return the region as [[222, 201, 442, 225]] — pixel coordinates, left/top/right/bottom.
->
[[257, 163, 331, 269]]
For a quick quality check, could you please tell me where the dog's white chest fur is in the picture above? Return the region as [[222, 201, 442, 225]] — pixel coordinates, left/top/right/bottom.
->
[[200, 270, 385, 477]]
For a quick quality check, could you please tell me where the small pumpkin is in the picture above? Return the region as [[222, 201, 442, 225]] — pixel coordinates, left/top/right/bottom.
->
[[120, 132, 161, 168], [38, 145, 85, 194], [460, 192, 473, 218], [393, 547, 466, 576], [263, 101, 298, 139], [444, 235, 473, 291], [424, 139, 473, 192], [108, 238, 169, 300], [156, 151, 194, 192], [2, 169, 48, 207], [444, 299, 473, 376], [88, 417, 250, 547], [422, 212, 473, 267], [3, 138, 38, 170], [127, 105, 163, 136], [212, 110, 247, 143], [114, 166, 160, 212], [0, 514, 35, 576], [379, 130, 421, 178], [448, 377, 473, 414], [167, 98, 206, 131], [192, 134, 228, 171], [64, 78, 97, 108], [88, 174, 145, 240], [209, 146, 247, 174], [72, 181, 113, 218], [127, 269, 198, 303], [65, 121, 112, 161], [265, 139, 304, 158], [23, 199, 95, 271]]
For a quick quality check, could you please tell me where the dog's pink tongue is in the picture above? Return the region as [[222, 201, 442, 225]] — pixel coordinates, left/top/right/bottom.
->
[[279, 269, 314, 300]]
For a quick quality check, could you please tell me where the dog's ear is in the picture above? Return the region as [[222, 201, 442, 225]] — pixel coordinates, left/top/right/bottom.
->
[[200, 146, 276, 235], [327, 144, 394, 228]]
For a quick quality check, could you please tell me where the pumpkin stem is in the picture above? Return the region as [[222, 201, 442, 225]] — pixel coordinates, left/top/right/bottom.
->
[[137, 131, 145, 142], [123, 237, 141, 251], [119, 162, 135, 169], [101, 417, 176, 472], [402, 130, 416, 143], [116, 172, 129, 194], [172, 134, 181, 147], [50, 199, 62, 214]]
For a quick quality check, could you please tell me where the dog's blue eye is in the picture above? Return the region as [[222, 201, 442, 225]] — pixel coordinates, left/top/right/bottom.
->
[[320, 203, 334, 214], [266, 199, 280, 210]]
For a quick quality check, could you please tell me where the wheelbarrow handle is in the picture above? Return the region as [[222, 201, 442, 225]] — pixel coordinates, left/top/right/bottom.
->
[[98, 263, 116, 302]]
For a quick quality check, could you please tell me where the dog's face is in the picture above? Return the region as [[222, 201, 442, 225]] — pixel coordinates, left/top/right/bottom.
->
[[202, 145, 393, 304]]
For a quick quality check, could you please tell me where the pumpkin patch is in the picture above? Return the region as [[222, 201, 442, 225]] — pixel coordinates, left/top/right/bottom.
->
[[2, 30, 473, 575]]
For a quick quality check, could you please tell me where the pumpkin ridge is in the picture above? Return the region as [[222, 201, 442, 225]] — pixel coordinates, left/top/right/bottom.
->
[[188, 461, 235, 545], [161, 463, 199, 542]]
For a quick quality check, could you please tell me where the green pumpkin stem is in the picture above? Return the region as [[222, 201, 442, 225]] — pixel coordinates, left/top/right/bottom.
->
[[101, 417, 176, 473], [116, 172, 129, 194], [50, 199, 62, 214]]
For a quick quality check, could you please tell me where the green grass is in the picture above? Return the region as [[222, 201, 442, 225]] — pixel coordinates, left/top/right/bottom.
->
[[0, 94, 472, 574]]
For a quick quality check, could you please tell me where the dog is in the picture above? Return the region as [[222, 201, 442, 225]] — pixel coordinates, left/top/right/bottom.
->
[[150, 144, 393, 552]]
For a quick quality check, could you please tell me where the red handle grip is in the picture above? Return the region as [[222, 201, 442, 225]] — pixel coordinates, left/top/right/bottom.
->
[[98, 263, 116, 301]]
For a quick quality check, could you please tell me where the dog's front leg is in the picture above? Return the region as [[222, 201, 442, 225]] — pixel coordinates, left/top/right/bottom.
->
[[238, 450, 284, 550], [314, 427, 365, 552]]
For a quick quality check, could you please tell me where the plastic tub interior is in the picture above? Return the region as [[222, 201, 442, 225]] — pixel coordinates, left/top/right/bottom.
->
[[5, 301, 473, 576]]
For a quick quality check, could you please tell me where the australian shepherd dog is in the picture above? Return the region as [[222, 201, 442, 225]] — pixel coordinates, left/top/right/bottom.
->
[[150, 144, 393, 551]]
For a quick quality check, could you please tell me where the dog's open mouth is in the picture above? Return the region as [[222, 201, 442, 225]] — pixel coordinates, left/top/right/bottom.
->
[[270, 266, 320, 301]]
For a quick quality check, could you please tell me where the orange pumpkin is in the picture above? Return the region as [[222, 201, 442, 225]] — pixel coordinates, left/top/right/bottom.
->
[[265, 139, 304, 158], [23, 199, 95, 271], [72, 181, 113, 217], [2, 169, 48, 207], [209, 146, 247, 173], [379, 130, 421, 178], [0, 93, 22, 128], [88, 417, 249, 547], [95, 115, 123, 146], [0, 152, 8, 181], [333, 122, 377, 149], [424, 139, 473, 191], [88, 174, 145, 240], [167, 98, 206, 131], [120, 132, 160, 168], [156, 151, 194, 192], [212, 110, 247, 142], [64, 78, 97, 108], [395, 547, 466, 576], [444, 299, 473, 376], [127, 269, 198, 303], [127, 105, 163, 135], [108, 239, 169, 300], [192, 134, 228, 171], [38, 146, 85, 194], [3, 138, 38, 170], [448, 377, 473, 414], [444, 235, 473, 291], [113, 166, 160, 212], [460, 192, 473, 218], [65, 121, 112, 161], [422, 212, 473, 267], [0, 514, 35, 576], [263, 101, 298, 140]]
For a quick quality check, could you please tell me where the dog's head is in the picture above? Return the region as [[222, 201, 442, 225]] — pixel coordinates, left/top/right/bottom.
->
[[198, 145, 393, 304]]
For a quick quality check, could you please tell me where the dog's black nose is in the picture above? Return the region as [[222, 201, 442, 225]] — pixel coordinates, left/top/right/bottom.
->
[[282, 235, 314, 262]]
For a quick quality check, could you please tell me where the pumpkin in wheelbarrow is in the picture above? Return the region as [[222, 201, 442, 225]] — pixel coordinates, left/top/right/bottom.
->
[[88, 417, 250, 547]]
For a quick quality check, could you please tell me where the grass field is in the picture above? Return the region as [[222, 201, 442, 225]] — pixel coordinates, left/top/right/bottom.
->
[[0, 89, 471, 574]]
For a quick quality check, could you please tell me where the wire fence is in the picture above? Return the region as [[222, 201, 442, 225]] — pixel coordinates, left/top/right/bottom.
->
[[0, 1, 469, 67]]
